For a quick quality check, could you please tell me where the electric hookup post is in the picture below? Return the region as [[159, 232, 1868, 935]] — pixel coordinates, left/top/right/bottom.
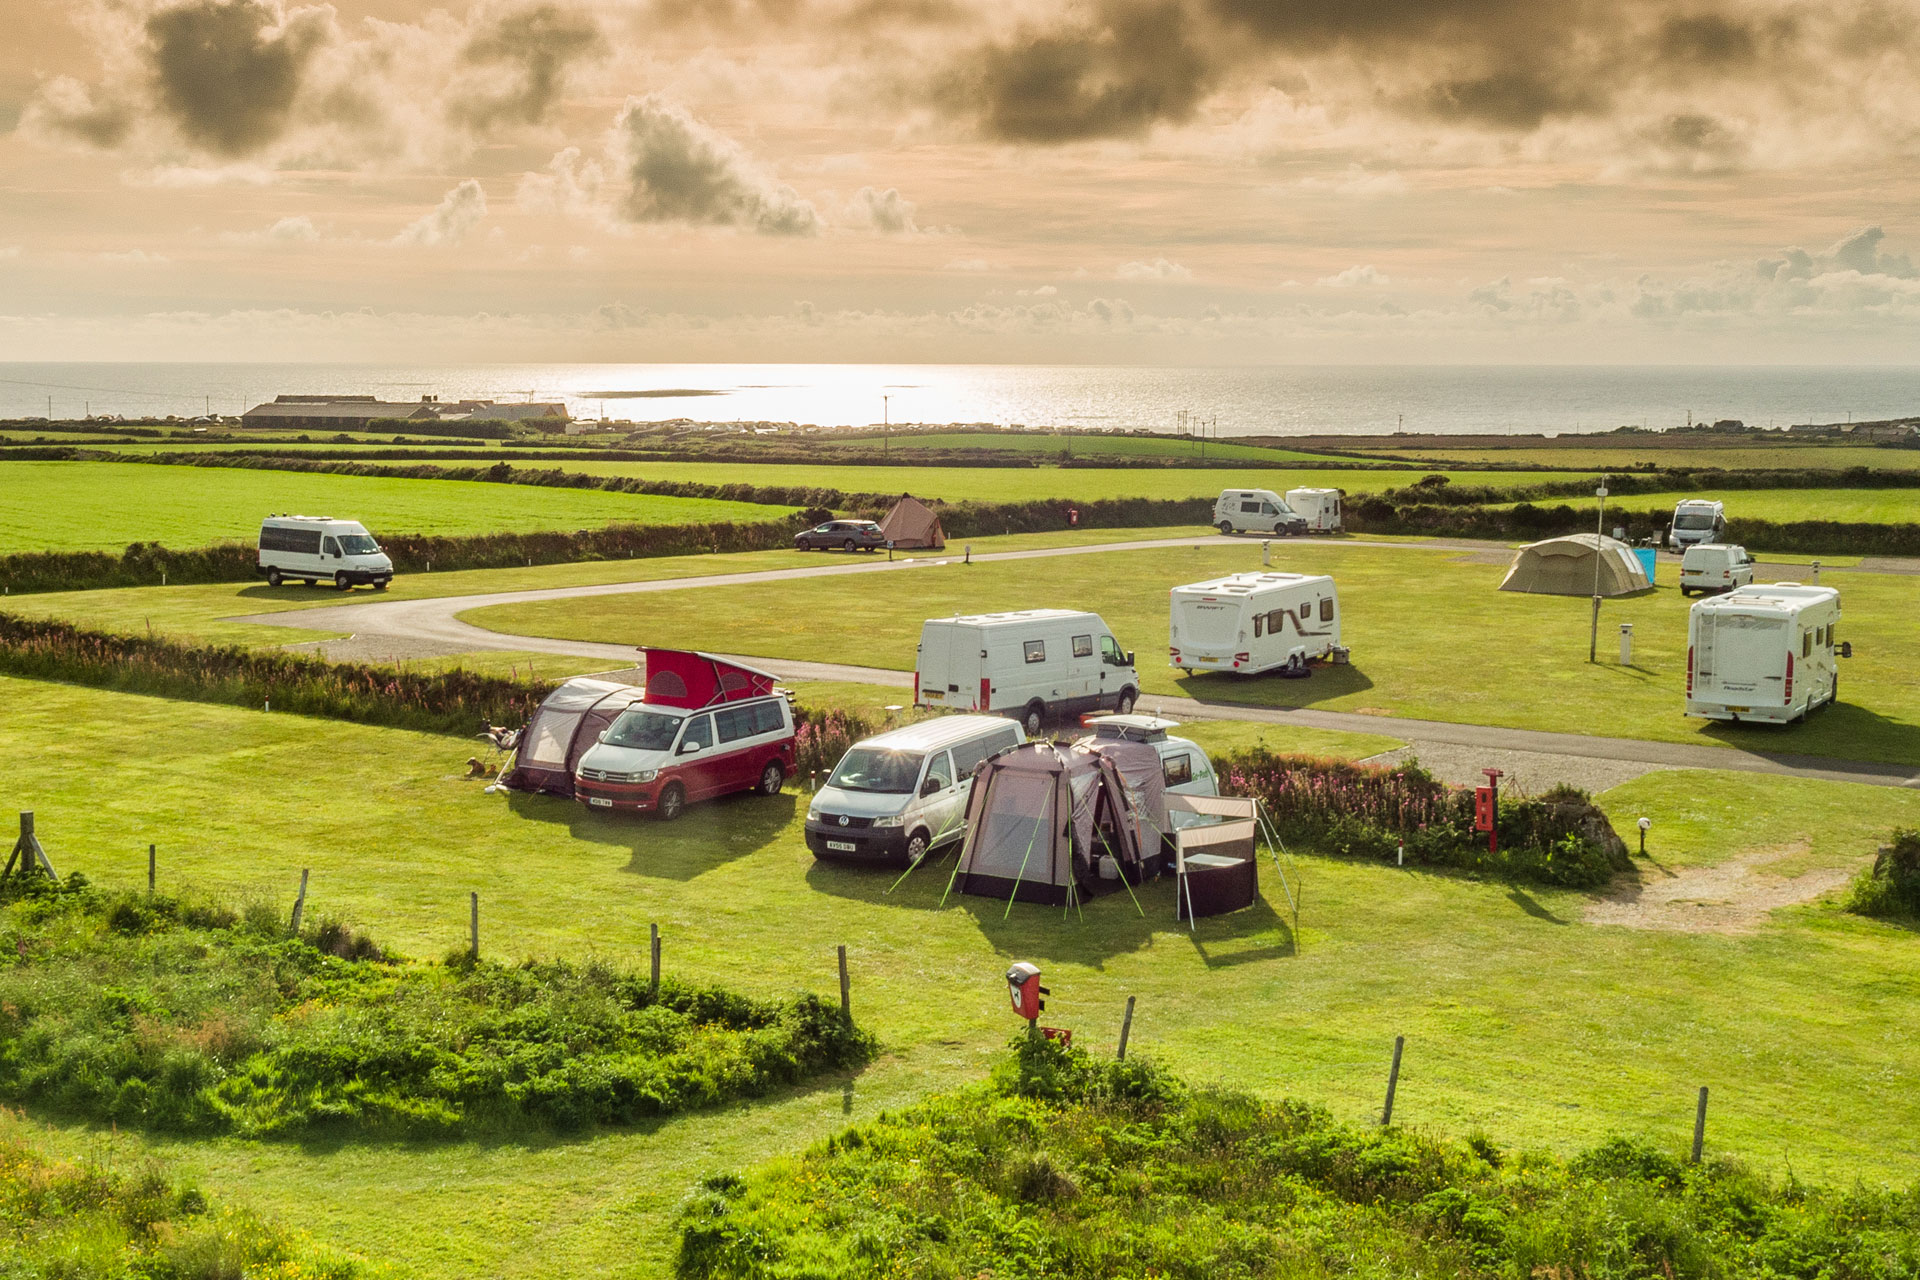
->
[[1637, 816, 1651, 856], [1007, 961, 1070, 1045], [1474, 769, 1503, 856]]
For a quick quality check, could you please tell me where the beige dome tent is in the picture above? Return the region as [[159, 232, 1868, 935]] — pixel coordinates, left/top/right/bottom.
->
[[1500, 533, 1650, 597], [878, 494, 946, 550]]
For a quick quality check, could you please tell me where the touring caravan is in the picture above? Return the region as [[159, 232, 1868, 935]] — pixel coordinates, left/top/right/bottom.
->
[[257, 516, 393, 589], [915, 610, 1140, 733], [805, 715, 1023, 866], [1169, 572, 1341, 676], [1213, 490, 1308, 536], [1284, 488, 1343, 533], [1686, 584, 1843, 724], [1668, 499, 1728, 550]]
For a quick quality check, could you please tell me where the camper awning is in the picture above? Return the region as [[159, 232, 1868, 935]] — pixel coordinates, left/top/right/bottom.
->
[[641, 649, 782, 709]]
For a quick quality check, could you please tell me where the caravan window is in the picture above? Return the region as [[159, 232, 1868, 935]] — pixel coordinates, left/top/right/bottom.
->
[[1253, 614, 1264, 639], [1802, 631, 1812, 658], [1023, 640, 1046, 664], [604, 710, 682, 751], [1163, 754, 1193, 786], [1267, 608, 1285, 635], [1072, 634, 1093, 658], [1320, 597, 1335, 622]]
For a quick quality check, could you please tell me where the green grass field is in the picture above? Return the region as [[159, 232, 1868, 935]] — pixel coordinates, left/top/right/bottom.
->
[[466, 540, 1918, 764], [821, 431, 1347, 463], [1490, 486, 1920, 525], [6, 676, 1920, 1276], [0, 461, 795, 554], [1346, 444, 1920, 472]]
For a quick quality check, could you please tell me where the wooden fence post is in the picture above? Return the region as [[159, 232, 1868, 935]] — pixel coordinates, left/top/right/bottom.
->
[[469, 891, 479, 961], [837, 944, 851, 1022], [288, 868, 309, 935], [1117, 995, 1136, 1061], [1381, 1035, 1405, 1126], [147, 844, 156, 894], [649, 923, 661, 997], [1691, 1086, 1709, 1163]]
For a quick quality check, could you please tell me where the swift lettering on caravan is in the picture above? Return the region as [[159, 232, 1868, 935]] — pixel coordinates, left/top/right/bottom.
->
[[1169, 572, 1343, 676], [257, 515, 394, 590], [1686, 584, 1846, 724], [915, 610, 1140, 735]]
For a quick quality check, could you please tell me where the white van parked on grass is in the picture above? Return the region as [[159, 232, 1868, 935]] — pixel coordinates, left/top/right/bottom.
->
[[1285, 488, 1344, 533], [1169, 572, 1341, 676], [257, 516, 394, 590], [915, 610, 1140, 733], [1668, 499, 1728, 550], [1687, 583, 1842, 724], [1213, 489, 1308, 536], [1679, 543, 1755, 596], [806, 715, 1024, 866]]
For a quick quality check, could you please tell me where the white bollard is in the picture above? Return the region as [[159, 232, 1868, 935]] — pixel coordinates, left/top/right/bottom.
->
[[1811, 560, 1821, 584], [1619, 622, 1633, 665], [1262, 540, 1271, 566]]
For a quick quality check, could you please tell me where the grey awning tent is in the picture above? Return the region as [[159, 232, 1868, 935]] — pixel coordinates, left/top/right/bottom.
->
[[501, 678, 647, 797], [878, 494, 946, 549], [1499, 533, 1650, 597]]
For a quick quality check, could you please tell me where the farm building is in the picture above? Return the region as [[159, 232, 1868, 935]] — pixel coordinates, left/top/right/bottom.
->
[[241, 394, 568, 431]]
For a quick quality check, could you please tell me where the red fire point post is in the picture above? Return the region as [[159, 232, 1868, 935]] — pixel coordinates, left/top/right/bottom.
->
[[1474, 768, 1504, 855], [1067, 506, 1080, 528]]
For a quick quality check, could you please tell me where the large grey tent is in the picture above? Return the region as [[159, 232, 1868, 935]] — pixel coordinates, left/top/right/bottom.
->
[[1499, 533, 1650, 597], [947, 740, 1168, 908], [501, 678, 648, 797], [878, 494, 946, 550]]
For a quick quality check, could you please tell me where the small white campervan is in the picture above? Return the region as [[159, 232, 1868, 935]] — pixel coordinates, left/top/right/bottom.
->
[[915, 610, 1140, 733], [1285, 488, 1343, 533], [257, 516, 394, 590], [805, 715, 1024, 866], [1169, 572, 1341, 676], [1213, 490, 1308, 536], [1679, 543, 1755, 596], [1668, 499, 1728, 550], [1686, 583, 1843, 724]]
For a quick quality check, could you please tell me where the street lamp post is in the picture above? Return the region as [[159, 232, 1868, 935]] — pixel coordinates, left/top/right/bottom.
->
[[1589, 480, 1609, 663], [882, 394, 889, 458]]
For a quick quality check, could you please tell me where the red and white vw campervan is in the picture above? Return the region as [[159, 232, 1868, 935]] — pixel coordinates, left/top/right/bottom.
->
[[573, 650, 796, 820]]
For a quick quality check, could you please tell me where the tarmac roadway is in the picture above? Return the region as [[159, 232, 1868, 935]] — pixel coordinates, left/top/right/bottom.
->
[[233, 535, 1920, 792]]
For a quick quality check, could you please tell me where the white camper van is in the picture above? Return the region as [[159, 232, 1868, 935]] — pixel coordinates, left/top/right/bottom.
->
[[1169, 572, 1341, 676], [915, 610, 1140, 733], [257, 516, 394, 590], [1079, 714, 1219, 811], [1668, 499, 1728, 550], [1679, 543, 1755, 596], [1285, 488, 1343, 533], [1686, 583, 1842, 724], [805, 715, 1024, 866], [1213, 490, 1308, 536]]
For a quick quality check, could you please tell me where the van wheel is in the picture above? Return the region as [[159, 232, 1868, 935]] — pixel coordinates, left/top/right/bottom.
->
[[334, 572, 351, 591], [757, 761, 785, 796], [903, 832, 930, 866], [1217, 521, 1234, 535], [656, 784, 686, 821], [1116, 688, 1137, 715], [1022, 702, 1045, 736], [374, 580, 389, 591], [267, 568, 283, 587]]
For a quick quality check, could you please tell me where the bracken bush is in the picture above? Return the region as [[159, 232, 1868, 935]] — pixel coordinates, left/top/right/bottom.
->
[[1842, 827, 1920, 919], [676, 1035, 1920, 1280], [0, 878, 874, 1139]]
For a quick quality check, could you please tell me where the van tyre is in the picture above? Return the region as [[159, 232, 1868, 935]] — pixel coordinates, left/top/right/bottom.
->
[[656, 783, 686, 821], [1116, 688, 1137, 715], [1022, 702, 1045, 736], [266, 568, 282, 587], [757, 762, 785, 796], [1218, 520, 1234, 535], [903, 832, 930, 867], [334, 572, 351, 591]]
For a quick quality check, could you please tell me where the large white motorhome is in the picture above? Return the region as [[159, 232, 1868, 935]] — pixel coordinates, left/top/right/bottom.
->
[[1686, 583, 1842, 724], [1284, 488, 1344, 533], [1213, 489, 1308, 536], [1668, 499, 1728, 550], [257, 515, 394, 590], [1169, 572, 1341, 676], [915, 610, 1140, 734]]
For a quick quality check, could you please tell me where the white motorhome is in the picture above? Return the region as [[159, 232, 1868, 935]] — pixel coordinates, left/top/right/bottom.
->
[[1687, 583, 1842, 724], [1285, 488, 1343, 533], [1169, 572, 1341, 676], [1668, 499, 1728, 550], [915, 610, 1140, 733], [1213, 489, 1308, 536], [1679, 543, 1755, 596], [257, 516, 394, 590], [805, 715, 1024, 866]]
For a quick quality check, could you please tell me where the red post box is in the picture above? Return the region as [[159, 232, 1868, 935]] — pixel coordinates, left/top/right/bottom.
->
[[1007, 962, 1047, 1022]]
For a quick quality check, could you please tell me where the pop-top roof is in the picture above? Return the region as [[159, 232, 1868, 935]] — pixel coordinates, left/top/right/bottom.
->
[[641, 648, 782, 709]]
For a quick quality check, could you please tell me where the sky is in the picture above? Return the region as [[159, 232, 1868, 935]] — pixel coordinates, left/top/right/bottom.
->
[[2, 0, 1918, 364]]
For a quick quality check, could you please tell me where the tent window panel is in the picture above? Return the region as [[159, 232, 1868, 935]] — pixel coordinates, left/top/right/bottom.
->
[[648, 671, 688, 701], [719, 671, 749, 694], [1320, 597, 1335, 622], [1072, 635, 1093, 658], [1024, 640, 1046, 664], [522, 713, 578, 765]]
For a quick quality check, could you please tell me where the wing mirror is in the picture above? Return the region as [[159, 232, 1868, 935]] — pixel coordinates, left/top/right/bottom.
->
[[921, 778, 942, 797], [1126, 651, 1135, 667], [678, 740, 701, 755], [1839, 641, 1853, 659]]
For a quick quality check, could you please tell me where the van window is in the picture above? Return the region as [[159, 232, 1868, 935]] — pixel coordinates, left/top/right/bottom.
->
[[1261, 503, 1278, 515], [951, 728, 1016, 777], [1100, 635, 1126, 666], [715, 705, 759, 743], [337, 533, 379, 555], [1319, 597, 1334, 623], [1830, 623, 1839, 647], [1072, 634, 1093, 658], [752, 701, 785, 735], [260, 526, 323, 555], [1241, 500, 1261, 514], [1163, 754, 1193, 786], [679, 714, 714, 752], [1024, 639, 1046, 664], [322, 536, 341, 556], [924, 751, 954, 792]]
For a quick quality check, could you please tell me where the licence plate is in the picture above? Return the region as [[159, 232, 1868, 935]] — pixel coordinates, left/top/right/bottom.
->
[[1725, 707, 1749, 714], [589, 797, 613, 808], [826, 840, 857, 852]]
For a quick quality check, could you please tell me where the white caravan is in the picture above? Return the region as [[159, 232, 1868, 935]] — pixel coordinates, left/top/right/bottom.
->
[[806, 715, 1024, 866], [915, 610, 1140, 733], [1213, 489, 1308, 536], [1169, 572, 1341, 676], [1686, 583, 1842, 724], [257, 516, 394, 590], [1285, 488, 1344, 533], [1679, 543, 1755, 596], [1668, 499, 1728, 550]]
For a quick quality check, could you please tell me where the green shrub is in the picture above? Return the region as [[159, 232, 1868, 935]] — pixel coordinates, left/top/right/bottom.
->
[[1843, 828, 1920, 919]]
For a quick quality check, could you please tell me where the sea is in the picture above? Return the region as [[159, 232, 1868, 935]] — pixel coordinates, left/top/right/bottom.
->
[[4, 363, 1920, 437]]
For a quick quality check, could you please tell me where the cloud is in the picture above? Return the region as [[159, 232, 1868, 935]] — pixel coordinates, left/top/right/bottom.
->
[[610, 95, 822, 235], [145, 0, 330, 157], [1296, 166, 1407, 197], [943, 257, 993, 270], [455, 6, 606, 132], [1117, 257, 1191, 280], [0, 247, 22, 261], [845, 186, 919, 233], [1320, 264, 1388, 287], [394, 179, 489, 246], [218, 213, 322, 243], [20, 76, 135, 148]]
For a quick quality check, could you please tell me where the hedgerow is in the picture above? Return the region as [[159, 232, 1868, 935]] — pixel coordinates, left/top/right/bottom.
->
[[1842, 828, 1920, 919], [0, 879, 874, 1139], [678, 1035, 1920, 1280]]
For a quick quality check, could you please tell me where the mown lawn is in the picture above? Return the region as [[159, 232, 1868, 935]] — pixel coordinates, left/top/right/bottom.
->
[[466, 541, 1920, 765], [0, 461, 795, 554], [5, 676, 1920, 1277], [1343, 444, 1920, 472], [1488, 486, 1920, 525], [819, 431, 1347, 463]]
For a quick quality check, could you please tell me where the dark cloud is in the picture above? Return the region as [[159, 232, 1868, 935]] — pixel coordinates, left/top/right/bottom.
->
[[1205, 0, 1543, 52], [145, 0, 327, 156], [614, 94, 822, 234], [22, 77, 136, 147], [1656, 14, 1761, 65], [458, 6, 606, 131], [1421, 70, 1605, 129]]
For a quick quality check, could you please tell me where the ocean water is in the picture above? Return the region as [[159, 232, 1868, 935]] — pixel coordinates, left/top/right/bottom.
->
[[3, 363, 1919, 437]]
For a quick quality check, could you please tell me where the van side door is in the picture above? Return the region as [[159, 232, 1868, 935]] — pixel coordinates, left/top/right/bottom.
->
[[918, 749, 965, 845], [672, 713, 720, 799]]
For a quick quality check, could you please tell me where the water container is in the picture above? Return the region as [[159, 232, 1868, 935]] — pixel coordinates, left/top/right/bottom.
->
[[1633, 547, 1657, 585]]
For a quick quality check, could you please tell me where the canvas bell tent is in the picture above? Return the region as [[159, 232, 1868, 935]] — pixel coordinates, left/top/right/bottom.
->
[[501, 678, 648, 797], [1500, 533, 1650, 597], [878, 494, 946, 549], [945, 740, 1168, 909]]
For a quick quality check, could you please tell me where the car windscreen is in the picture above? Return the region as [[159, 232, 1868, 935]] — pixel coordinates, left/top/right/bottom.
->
[[1674, 513, 1717, 529], [603, 710, 683, 751], [336, 534, 380, 554], [828, 748, 925, 793]]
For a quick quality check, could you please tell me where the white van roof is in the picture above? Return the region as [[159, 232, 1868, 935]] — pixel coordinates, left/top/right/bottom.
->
[[1674, 498, 1725, 511], [1221, 488, 1283, 498], [1173, 571, 1333, 596], [930, 609, 1098, 629], [848, 714, 1017, 753], [262, 515, 366, 529]]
